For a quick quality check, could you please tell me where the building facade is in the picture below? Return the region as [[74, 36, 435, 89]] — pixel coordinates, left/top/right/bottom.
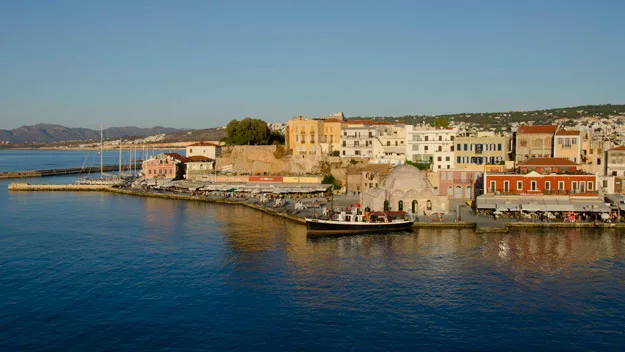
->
[[142, 153, 188, 180], [553, 130, 581, 163], [405, 125, 456, 171], [185, 156, 215, 181], [605, 145, 625, 177], [286, 115, 342, 155], [454, 131, 507, 167], [514, 125, 558, 163], [437, 169, 483, 199], [372, 124, 406, 165], [484, 172, 597, 196], [340, 120, 390, 159], [186, 142, 221, 159]]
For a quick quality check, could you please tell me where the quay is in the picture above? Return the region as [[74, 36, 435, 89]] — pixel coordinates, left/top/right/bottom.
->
[[0, 163, 142, 179], [10, 182, 625, 233]]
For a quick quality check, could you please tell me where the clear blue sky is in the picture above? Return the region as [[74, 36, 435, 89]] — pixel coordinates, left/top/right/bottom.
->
[[1, 0, 624, 130]]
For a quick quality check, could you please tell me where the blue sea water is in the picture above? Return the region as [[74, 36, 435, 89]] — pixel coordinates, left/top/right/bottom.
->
[[1, 150, 625, 351]]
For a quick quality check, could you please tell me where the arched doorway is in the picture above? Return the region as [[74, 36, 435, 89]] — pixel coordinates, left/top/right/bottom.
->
[[398, 200, 404, 211], [455, 185, 462, 198], [384, 200, 390, 211], [412, 200, 418, 213], [465, 185, 472, 199]]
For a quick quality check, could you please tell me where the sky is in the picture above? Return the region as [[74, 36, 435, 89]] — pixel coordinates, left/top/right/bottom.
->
[[1, 0, 624, 130]]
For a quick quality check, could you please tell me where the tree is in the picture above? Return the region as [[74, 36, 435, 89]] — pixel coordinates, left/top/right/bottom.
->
[[433, 116, 450, 129], [269, 130, 285, 145], [322, 174, 342, 190], [223, 118, 272, 145]]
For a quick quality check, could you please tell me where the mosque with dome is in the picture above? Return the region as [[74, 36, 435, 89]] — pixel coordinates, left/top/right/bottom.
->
[[360, 164, 448, 214]]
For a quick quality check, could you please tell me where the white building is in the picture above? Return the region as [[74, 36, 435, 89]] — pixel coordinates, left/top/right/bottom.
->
[[186, 142, 221, 159], [340, 121, 389, 159], [405, 125, 457, 171], [372, 124, 406, 165]]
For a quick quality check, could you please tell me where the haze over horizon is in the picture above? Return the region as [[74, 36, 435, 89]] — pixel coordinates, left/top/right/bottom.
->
[[1, 0, 624, 130]]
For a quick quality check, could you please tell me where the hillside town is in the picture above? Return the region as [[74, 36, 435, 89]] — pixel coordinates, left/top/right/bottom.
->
[[133, 111, 625, 223]]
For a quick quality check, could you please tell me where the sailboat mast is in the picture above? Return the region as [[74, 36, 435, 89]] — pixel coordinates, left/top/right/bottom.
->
[[119, 139, 122, 175], [100, 123, 103, 179]]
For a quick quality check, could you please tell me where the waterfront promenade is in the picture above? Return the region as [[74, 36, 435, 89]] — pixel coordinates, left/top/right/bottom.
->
[[9, 182, 625, 233]]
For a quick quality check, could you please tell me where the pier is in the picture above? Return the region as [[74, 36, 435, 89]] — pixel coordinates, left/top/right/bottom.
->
[[0, 163, 142, 179]]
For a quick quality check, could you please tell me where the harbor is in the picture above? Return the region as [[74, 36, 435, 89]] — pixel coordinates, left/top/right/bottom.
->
[[9, 181, 625, 233]]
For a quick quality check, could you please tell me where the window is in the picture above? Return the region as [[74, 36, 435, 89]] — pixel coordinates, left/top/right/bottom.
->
[[437, 156, 442, 161], [464, 144, 468, 151], [442, 172, 447, 181], [446, 156, 450, 161], [517, 181, 523, 190], [504, 181, 509, 192], [588, 181, 593, 191], [425, 136, 429, 141], [580, 181, 585, 193], [438, 146, 442, 152], [489, 181, 496, 192], [149, 169, 152, 175], [531, 181, 537, 191], [457, 156, 461, 164], [498, 144, 502, 151], [558, 181, 564, 190], [438, 136, 442, 141], [424, 146, 428, 151], [451, 145, 454, 152], [545, 181, 551, 191], [189, 149, 193, 153], [572, 181, 578, 193], [457, 144, 461, 151]]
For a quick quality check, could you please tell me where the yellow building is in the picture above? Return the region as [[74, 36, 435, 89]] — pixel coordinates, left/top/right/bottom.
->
[[286, 115, 343, 155], [553, 130, 581, 163]]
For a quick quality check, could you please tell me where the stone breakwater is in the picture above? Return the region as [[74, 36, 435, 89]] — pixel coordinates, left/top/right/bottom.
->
[[8, 183, 625, 232]]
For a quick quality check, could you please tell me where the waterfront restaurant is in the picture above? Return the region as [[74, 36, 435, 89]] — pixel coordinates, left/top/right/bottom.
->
[[477, 157, 607, 215]]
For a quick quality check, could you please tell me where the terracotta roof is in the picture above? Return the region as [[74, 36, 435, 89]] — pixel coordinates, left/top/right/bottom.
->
[[608, 145, 625, 151], [517, 125, 558, 134], [518, 157, 578, 166], [188, 141, 221, 147], [165, 152, 190, 162], [187, 156, 213, 162], [555, 130, 581, 136]]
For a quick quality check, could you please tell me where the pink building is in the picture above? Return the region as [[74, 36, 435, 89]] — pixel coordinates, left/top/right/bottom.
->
[[142, 153, 189, 180], [438, 169, 483, 199]]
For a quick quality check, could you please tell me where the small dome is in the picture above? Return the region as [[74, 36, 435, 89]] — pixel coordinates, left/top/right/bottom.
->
[[419, 188, 433, 197], [384, 164, 430, 191]]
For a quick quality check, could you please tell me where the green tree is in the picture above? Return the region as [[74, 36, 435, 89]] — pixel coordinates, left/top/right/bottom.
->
[[322, 174, 342, 190], [269, 130, 285, 145], [433, 116, 450, 129], [223, 118, 272, 145]]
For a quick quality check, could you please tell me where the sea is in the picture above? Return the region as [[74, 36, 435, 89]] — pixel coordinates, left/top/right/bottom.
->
[[1, 150, 625, 351]]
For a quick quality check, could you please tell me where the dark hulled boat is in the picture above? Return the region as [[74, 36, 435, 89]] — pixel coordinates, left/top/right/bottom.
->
[[305, 211, 415, 235]]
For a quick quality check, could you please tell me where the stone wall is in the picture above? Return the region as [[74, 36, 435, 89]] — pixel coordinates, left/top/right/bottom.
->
[[216, 146, 351, 179]]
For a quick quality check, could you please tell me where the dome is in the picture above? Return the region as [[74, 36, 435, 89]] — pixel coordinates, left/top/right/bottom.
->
[[384, 164, 430, 191], [419, 188, 434, 197]]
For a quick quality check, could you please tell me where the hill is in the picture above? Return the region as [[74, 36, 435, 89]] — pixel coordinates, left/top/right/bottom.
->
[[0, 124, 184, 145], [350, 104, 625, 127]]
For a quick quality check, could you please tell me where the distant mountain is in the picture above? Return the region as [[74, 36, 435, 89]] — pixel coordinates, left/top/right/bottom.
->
[[0, 124, 184, 144]]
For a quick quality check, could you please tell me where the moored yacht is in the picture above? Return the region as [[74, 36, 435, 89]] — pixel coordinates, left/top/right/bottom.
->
[[305, 209, 415, 235]]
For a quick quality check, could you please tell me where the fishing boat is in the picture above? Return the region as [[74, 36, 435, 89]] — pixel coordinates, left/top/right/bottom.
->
[[305, 210, 415, 235]]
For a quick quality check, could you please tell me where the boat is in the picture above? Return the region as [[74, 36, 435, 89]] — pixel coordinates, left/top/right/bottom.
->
[[305, 210, 415, 235], [75, 124, 123, 186]]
